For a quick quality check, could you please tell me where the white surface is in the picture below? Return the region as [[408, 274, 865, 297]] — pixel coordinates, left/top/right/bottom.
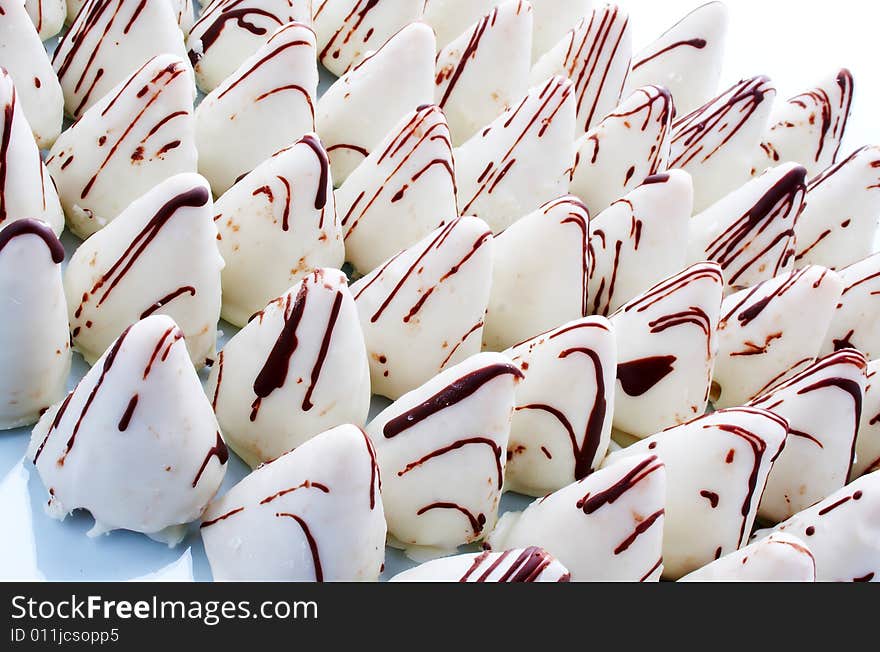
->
[[1, 0, 878, 582]]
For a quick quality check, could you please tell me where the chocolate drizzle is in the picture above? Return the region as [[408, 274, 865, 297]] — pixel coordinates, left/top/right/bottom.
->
[[614, 508, 664, 554], [671, 76, 772, 168], [460, 546, 561, 582], [259, 480, 330, 504], [616, 356, 676, 397], [0, 219, 65, 263], [251, 281, 309, 420], [416, 502, 486, 536], [139, 286, 196, 319], [398, 437, 503, 489], [73, 187, 209, 327], [275, 512, 323, 581], [382, 363, 523, 438], [302, 290, 342, 411], [189, 1, 286, 65], [0, 86, 13, 225], [631, 38, 707, 71], [702, 166, 805, 288], [192, 431, 228, 488], [576, 455, 663, 514], [117, 394, 138, 431], [317, 0, 381, 65]]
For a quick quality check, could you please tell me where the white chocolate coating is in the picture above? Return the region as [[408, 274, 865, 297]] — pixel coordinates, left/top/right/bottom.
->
[[64, 173, 223, 367], [24, 0, 65, 39], [0, 0, 63, 147], [750, 349, 866, 522], [570, 85, 673, 216], [754, 69, 853, 178], [201, 424, 386, 582], [351, 216, 493, 400], [337, 105, 457, 275], [625, 1, 728, 116], [28, 315, 227, 544], [313, 0, 420, 77], [187, 0, 310, 93], [488, 453, 666, 582], [0, 220, 70, 430], [67, 0, 194, 33], [713, 265, 844, 408], [821, 253, 880, 359], [316, 21, 435, 185], [0, 69, 64, 235], [484, 196, 590, 351], [367, 352, 520, 550], [390, 547, 570, 582], [609, 262, 723, 439], [795, 147, 880, 270], [753, 471, 880, 582], [670, 76, 776, 212], [854, 360, 880, 478], [604, 407, 788, 579], [588, 170, 693, 317], [455, 75, 575, 233], [215, 134, 343, 327], [503, 317, 616, 496], [688, 163, 806, 294], [46, 54, 198, 239], [679, 533, 815, 582], [54, 0, 190, 120], [435, 0, 532, 146], [207, 268, 370, 468], [531, 5, 630, 135], [196, 22, 317, 196]]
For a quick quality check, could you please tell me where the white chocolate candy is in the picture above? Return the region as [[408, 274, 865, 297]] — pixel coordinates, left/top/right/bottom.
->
[[821, 253, 880, 359], [351, 216, 493, 400], [529, 0, 592, 64], [0, 69, 64, 235], [570, 85, 673, 216], [367, 352, 520, 551], [753, 471, 880, 582], [435, 0, 532, 146], [46, 54, 198, 239], [0, 220, 70, 430], [313, 0, 421, 77], [713, 265, 844, 408], [455, 76, 575, 233], [54, 0, 189, 120], [316, 21, 435, 185], [625, 1, 728, 116], [751, 349, 866, 522], [795, 147, 880, 270], [754, 69, 854, 178], [64, 173, 223, 367], [604, 407, 788, 579], [484, 196, 590, 351], [420, 0, 501, 51], [390, 547, 571, 582], [338, 105, 457, 275], [503, 317, 616, 496], [28, 315, 227, 545], [23, 0, 65, 39], [670, 76, 776, 212], [207, 269, 370, 469], [588, 170, 693, 316], [531, 5, 631, 135], [215, 134, 343, 327], [679, 533, 815, 582], [488, 454, 666, 582], [854, 360, 880, 478], [196, 22, 318, 196], [688, 163, 806, 294], [0, 0, 64, 147], [610, 262, 723, 439], [201, 424, 386, 582], [187, 0, 310, 93]]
